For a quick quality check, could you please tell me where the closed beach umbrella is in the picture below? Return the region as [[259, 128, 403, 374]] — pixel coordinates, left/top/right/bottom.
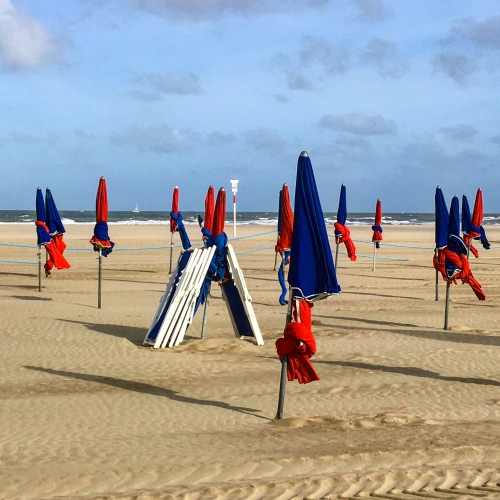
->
[[204, 185, 214, 234], [169, 186, 179, 273], [288, 153, 340, 301], [273, 188, 283, 271], [461, 195, 476, 258], [90, 177, 114, 309], [276, 151, 340, 419], [35, 188, 50, 291], [275, 184, 294, 305], [433, 187, 449, 299], [44, 188, 70, 275], [371, 199, 383, 271], [333, 184, 356, 268], [470, 188, 490, 253]]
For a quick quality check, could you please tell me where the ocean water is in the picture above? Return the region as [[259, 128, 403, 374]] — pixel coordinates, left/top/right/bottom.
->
[[1, 210, 500, 226]]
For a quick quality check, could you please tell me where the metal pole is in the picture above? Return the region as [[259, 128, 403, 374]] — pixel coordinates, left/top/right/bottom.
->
[[233, 195, 236, 238], [335, 243, 340, 269], [277, 290, 293, 420], [201, 285, 211, 339], [372, 243, 377, 271], [38, 246, 42, 292], [276, 354, 288, 420], [435, 269, 439, 301], [169, 232, 174, 274], [273, 251, 278, 271], [444, 280, 450, 330], [98, 248, 102, 309]]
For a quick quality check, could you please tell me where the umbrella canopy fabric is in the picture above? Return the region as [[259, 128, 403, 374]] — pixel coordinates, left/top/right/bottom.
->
[[169, 211, 191, 250], [433, 187, 449, 277], [204, 185, 214, 234], [288, 151, 340, 301], [461, 195, 472, 238], [90, 177, 115, 257], [333, 184, 356, 261], [45, 189, 65, 236], [277, 189, 283, 234], [470, 189, 490, 250], [35, 188, 70, 274], [440, 196, 485, 300], [35, 188, 51, 246], [170, 186, 179, 233], [275, 184, 294, 305], [211, 187, 226, 238], [44, 188, 69, 274], [275, 299, 320, 384], [371, 199, 383, 249]]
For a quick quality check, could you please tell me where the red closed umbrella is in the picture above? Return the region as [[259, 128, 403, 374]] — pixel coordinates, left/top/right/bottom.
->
[[170, 186, 179, 233], [212, 188, 226, 238], [471, 188, 483, 239], [371, 199, 383, 271], [204, 185, 214, 233]]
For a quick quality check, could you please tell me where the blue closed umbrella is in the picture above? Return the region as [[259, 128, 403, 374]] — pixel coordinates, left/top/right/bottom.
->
[[169, 211, 191, 250], [288, 151, 340, 301], [435, 187, 448, 250], [45, 188, 65, 236], [35, 188, 51, 246], [461, 195, 472, 239]]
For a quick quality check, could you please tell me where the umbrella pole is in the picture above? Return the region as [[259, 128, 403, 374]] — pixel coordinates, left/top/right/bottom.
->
[[201, 284, 211, 339], [435, 269, 439, 301], [273, 251, 278, 271], [444, 280, 450, 330], [335, 243, 340, 269], [37, 246, 42, 292], [169, 232, 174, 274], [277, 290, 293, 420], [372, 243, 377, 271], [98, 248, 102, 309]]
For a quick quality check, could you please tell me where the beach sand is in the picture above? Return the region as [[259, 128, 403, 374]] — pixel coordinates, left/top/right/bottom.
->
[[1, 223, 500, 499]]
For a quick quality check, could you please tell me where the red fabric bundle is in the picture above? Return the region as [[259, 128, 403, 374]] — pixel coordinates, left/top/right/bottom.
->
[[441, 248, 486, 301], [35, 221, 70, 275], [275, 300, 320, 384], [433, 249, 446, 279], [334, 222, 357, 261], [463, 234, 479, 258]]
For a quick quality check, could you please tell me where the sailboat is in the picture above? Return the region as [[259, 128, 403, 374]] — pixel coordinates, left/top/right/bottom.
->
[[132, 202, 140, 213]]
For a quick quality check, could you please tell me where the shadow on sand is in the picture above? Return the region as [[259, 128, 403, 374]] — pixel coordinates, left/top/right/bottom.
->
[[24, 366, 269, 420]]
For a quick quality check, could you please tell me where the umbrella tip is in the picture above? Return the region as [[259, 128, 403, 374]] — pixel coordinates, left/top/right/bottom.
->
[[299, 151, 309, 157], [220, 187, 225, 191]]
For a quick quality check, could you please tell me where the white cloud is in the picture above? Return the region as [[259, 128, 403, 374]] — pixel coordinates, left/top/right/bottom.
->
[[354, 0, 388, 22], [0, 0, 59, 70], [320, 113, 396, 135]]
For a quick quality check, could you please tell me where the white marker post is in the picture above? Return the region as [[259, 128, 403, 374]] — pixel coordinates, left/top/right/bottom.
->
[[230, 179, 239, 238]]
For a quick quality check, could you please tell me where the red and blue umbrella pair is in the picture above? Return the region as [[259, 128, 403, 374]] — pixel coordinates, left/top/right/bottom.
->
[[35, 187, 70, 276]]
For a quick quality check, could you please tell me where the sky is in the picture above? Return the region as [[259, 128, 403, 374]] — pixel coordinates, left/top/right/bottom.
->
[[1, 0, 500, 212]]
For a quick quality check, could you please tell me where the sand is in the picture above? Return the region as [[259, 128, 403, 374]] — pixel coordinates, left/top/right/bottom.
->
[[1, 223, 500, 499]]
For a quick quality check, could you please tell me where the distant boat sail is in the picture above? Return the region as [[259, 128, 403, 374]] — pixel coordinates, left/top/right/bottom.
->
[[133, 203, 140, 213]]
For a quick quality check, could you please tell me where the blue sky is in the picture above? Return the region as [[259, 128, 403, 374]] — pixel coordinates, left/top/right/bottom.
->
[[1, 0, 500, 212]]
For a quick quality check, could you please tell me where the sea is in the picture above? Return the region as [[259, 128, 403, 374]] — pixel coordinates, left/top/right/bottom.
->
[[2, 210, 500, 226]]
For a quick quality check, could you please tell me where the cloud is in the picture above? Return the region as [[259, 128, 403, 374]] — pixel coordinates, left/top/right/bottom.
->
[[448, 16, 500, 51], [319, 113, 396, 135], [432, 52, 477, 85], [354, 0, 388, 22], [128, 90, 162, 102], [204, 131, 236, 147], [245, 127, 287, 151], [137, 72, 205, 96], [489, 135, 500, 145], [439, 124, 477, 141], [267, 53, 314, 90], [86, 0, 329, 21], [110, 124, 194, 153], [362, 37, 408, 79], [0, 0, 60, 70], [272, 93, 289, 103], [299, 37, 349, 76]]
